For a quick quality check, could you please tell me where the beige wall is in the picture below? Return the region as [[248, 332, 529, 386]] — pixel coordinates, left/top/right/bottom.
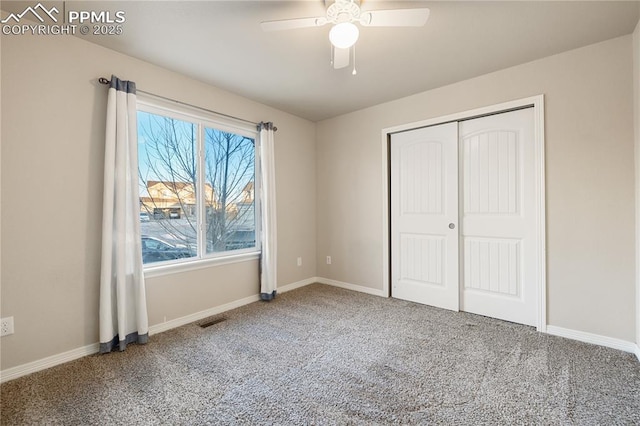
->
[[0, 32, 316, 370], [317, 35, 636, 341]]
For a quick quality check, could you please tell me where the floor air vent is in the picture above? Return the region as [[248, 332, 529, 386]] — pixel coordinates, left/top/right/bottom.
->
[[198, 317, 227, 328]]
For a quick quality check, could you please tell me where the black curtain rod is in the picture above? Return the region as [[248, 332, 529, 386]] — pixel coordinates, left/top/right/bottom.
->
[[98, 77, 276, 131]]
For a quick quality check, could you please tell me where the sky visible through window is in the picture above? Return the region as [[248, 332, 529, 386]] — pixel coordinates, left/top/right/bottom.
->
[[137, 111, 196, 197]]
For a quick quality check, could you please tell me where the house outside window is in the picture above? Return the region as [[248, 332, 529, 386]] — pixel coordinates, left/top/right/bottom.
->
[[137, 95, 260, 267]]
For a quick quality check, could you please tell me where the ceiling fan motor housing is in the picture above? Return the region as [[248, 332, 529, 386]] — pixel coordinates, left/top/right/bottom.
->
[[326, 0, 361, 24]]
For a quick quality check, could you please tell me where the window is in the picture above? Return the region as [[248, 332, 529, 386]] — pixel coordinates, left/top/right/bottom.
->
[[137, 96, 259, 267]]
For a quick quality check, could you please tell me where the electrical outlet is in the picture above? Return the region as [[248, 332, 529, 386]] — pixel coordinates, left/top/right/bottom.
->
[[326, 256, 332, 265], [1, 317, 14, 337], [297, 257, 302, 267]]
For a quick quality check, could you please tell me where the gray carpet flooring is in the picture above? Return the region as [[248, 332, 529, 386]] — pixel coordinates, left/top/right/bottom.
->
[[1, 283, 639, 425]]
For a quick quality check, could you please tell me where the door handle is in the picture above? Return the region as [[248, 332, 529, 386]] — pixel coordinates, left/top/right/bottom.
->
[[448, 223, 456, 229]]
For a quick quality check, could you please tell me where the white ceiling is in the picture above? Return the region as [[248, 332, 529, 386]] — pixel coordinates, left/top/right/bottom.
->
[[4, 1, 640, 121]]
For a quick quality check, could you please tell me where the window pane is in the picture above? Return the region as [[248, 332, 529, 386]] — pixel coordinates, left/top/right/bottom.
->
[[204, 128, 256, 254], [138, 111, 197, 264]]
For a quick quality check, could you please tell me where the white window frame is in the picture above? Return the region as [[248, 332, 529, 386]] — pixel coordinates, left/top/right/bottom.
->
[[137, 93, 261, 278]]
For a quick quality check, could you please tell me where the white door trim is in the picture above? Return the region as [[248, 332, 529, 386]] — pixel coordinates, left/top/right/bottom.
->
[[381, 95, 547, 332]]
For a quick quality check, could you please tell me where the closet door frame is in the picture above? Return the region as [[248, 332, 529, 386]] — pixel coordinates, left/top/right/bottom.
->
[[381, 95, 547, 332]]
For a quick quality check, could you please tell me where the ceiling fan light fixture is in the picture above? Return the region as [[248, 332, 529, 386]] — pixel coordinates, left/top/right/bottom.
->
[[329, 22, 359, 49]]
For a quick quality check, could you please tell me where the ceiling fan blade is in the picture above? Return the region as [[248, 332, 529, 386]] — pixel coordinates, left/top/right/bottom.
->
[[261, 16, 327, 32], [333, 47, 350, 69], [360, 8, 430, 27]]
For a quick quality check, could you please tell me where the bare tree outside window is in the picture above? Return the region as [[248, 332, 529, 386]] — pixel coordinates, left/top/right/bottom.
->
[[205, 128, 255, 253], [137, 111, 256, 265]]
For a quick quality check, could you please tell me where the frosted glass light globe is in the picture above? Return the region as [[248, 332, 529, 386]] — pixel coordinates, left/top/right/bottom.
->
[[329, 22, 359, 49]]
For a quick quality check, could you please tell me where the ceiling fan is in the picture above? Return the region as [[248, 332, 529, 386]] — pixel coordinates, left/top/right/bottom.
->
[[261, 0, 430, 74]]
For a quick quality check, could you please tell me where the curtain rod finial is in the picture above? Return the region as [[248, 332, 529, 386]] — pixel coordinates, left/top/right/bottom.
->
[[98, 77, 110, 85]]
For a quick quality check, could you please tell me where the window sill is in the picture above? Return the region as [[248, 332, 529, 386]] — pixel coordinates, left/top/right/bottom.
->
[[143, 251, 260, 279]]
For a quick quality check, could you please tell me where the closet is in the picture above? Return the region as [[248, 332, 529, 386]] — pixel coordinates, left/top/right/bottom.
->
[[390, 108, 539, 326]]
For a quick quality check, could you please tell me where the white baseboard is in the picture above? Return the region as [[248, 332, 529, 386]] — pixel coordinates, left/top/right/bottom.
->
[[278, 277, 317, 293], [635, 343, 640, 362], [546, 325, 638, 357], [316, 277, 386, 297], [148, 294, 261, 335], [149, 277, 316, 335], [0, 342, 100, 384], [0, 277, 316, 384]]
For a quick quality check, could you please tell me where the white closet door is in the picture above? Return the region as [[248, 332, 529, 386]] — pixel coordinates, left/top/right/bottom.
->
[[459, 108, 537, 326], [391, 122, 459, 311]]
